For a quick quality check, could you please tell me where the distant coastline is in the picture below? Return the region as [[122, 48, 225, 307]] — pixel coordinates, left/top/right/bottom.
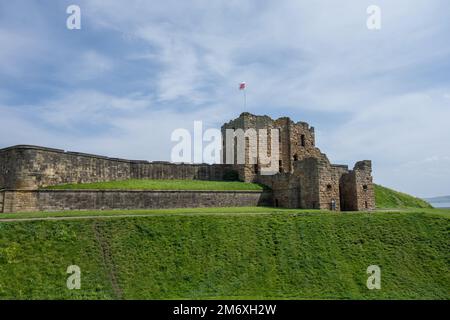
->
[[424, 195, 450, 203], [423, 195, 450, 209], [430, 203, 450, 209]]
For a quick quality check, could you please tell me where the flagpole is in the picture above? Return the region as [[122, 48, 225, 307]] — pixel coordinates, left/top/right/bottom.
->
[[240, 82, 247, 110], [244, 88, 246, 109]]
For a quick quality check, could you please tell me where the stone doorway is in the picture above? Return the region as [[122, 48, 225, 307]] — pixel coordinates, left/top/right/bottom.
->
[[339, 184, 347, 211]]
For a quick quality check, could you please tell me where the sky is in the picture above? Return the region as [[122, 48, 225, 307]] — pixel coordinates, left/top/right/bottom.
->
[[0, 0, 449, 197]]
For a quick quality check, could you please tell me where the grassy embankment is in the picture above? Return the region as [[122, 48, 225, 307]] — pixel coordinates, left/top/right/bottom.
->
[[374, 184, 433, 209], [43, 179, 265, 191], [0, 181, 448, 300], [0, 210, 448, 299]]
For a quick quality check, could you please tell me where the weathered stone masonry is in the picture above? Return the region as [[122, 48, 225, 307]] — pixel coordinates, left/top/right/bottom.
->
[[222, 113, 375, 211], [1, 190, 272, 213], [0, 112, 375, 213], [0, 145, 232, 190]]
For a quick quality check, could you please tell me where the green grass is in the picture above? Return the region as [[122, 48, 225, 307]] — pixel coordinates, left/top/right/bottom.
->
[[374, 184, 433, 209], [42, 179, 265, 191], [0, 209, 449, 299], [1, 183, 446, 299], [1, 206, 449, 221], [0, 207, 312, 220]]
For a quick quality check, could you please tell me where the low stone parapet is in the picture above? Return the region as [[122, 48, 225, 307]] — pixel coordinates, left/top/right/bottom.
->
[[0, 189, 273, 213]]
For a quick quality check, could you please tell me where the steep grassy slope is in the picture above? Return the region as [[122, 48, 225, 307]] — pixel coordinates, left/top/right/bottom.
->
[[0, 211, 448, 300], [374, 184, 433, 209], [0, 207, 309, 220], [43, 179, 265, 191]]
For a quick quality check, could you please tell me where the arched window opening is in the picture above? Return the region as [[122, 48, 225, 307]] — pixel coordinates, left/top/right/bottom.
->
[[300, 134, 305, 147]]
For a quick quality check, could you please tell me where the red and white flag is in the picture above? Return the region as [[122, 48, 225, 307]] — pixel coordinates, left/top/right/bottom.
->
[[239, 82, 246, 90]]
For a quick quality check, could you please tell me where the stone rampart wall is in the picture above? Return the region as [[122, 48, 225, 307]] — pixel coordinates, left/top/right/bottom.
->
[[0, 189, 272, 213]]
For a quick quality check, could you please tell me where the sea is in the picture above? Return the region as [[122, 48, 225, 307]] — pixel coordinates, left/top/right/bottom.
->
[[429, 202, 450, 209]]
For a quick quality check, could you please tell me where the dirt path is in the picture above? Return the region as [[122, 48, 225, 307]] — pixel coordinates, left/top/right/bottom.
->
[[93, 221, 123, 299]]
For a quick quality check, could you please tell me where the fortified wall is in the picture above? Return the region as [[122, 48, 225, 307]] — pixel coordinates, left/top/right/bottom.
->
[[1, 189, 272, 213], [0, 112, 375, 213], [0, 145, 232, 190]]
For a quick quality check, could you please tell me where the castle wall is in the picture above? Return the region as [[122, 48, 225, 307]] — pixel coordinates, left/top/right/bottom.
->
[[0, 113, 375, 212], [0, 145, 233, 190], [0, 148, 20, 189], [353, 161, 375, 210], [340, 171, 357, 211], [0, 189, 272, 213], [257, 157, 321, 209], [286, 120, 321, 162], [340, 161, 375, 211], [294, 158, 320, 209], [257, 173, 300, 208], [221, 113, 274, 181], [316, 160, 349, 211], [256, 154, 351, 210], [221, 113, 324, 183]]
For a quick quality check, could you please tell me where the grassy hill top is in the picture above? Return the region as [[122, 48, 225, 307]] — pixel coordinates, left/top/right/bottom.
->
[[0, 209, 448, 300], [43, 179, 265, 191], [374, 184, 433, 209]]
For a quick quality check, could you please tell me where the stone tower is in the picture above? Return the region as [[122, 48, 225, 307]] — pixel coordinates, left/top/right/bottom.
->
[[221, 112, 375, 211]]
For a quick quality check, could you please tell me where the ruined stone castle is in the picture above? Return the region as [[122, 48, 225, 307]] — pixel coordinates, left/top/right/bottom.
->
[[222, 113, 375, 211], [0, 112, 374, 213]]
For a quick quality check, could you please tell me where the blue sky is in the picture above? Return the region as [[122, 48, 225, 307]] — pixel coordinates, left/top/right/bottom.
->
[[1, 0, 449, 197]]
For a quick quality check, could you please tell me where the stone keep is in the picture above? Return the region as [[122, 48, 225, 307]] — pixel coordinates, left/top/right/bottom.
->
[[221, 112, 375, 211]]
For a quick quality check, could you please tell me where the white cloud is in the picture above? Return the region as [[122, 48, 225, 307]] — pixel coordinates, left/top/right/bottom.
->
[[70, 51, 114, 81], [320, 89, 450, 196], [0, 90, 231, 161], [82, 0, 450, 113], [0, 28, 41, 77], [34, 90, 148, 128]]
